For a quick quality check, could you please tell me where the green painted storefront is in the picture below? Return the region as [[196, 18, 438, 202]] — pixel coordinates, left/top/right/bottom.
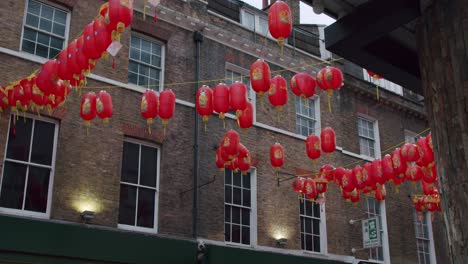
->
[[0, 215, 345, 264]]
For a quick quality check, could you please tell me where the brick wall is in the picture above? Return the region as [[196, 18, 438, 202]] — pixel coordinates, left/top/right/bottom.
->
[[0, 0, 449, 263]]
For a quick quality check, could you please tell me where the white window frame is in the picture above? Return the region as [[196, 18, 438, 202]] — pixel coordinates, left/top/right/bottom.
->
[[224, 62, 257, 122], [299, 194, 328, 255], [128, 33, 166, 92], [414, 211, 437, 264], [0, 113, 59, 219], [117, 137, 161, 234], [357, 114, 381, 160], [362, 69, 403, 96], [224, 167, 257, 247], [20, 0, 71, 59], [365, 198, 391, 264], [295, 96, 321, 137], [240, 8, 272, 39]]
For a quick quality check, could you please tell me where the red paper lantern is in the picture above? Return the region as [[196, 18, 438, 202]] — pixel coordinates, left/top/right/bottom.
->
[[80, 92, 97, 127], [290, 72, 316, 99], [413, 196, 425, 212], [270, 143, 285, 171], [371, 159, 387, 185], [30, 80, 45, 112], [362, 163, 376, 190], [18, 79, 33, 109], [349, 189, 360, 203], [140, 90, 158, 128], [366, 70, 382, 80], [405, 164, 423, 182], [159, 89, 176, 129], [196, 85, 213, 128], [341, 188, 351, 201], [333, 167, 346, 186], [293, 177, 306, 193], [238, 155, 251, 174], [422, 180, 438, 196], [305, 134, 321, 161], [7, 85, 21, 111], [237, 143, 249, 159], [315, 178, 328, 195], [268, 1, 292, 49], [52, 80, 71, 107], [321, 127, 336, 153], [319, 164, 334, 182], [223, 130, 240, 159], [422, 163, 437, 183], [213, 83, 230, 121], [375, 184, 386, 201], [353, 165, 366, 191], [250, 59, 271, 98], [108, 0, 134, 33], [425, 196, 438, 212], [215, 147, 226, 171], [76, 36, 93, 74], [268, 75, 288, 112], [341, 169, 356, 193], [416, 136, 434, 167], [303, 178, 317, 200], [391, 148, 407, 186], [57, 48, 72, 82], [66, 40, 82, 80], [237, 101, 253, 131], [36, 60, 59, 96], [96, 91, 113, 123], [427, 133, 433, 153], [93, 17, 113, 56], [316, 66, 343, 112], [401, 143, 420, 163], [229, 81, 247, 116], [83, 22, 102, 62], [226, 157, 239, 172], [382, 154, 395, 181]]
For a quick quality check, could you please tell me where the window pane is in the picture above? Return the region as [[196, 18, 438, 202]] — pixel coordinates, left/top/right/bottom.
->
[[140, 145, 157, 188], [0, 162, 28, 210], [137, 188, 155, 228], [129, 48, 140, 60], [242, 11, 255, 30], [313, 203, 320, 217], [26, 14, 39, 27], [36, 44, 48, 58], [305, 199, 312, 216], [306, 234, 313, 251], [242, 189, 251, 207], [313, 236, 321, 252], [313, 219, 320, 235], [121, 142, 139, 184], [231, 206, 240, 224], [242, 173, 250, 189], [22, 40, 35, 54], [7, 116, 33, 161], [39, 18, 52, 32], [52, 23, 65, 36], [41, 5, 54, 20], [232, 224, 241, 243], [241, 208, 250, 226], [233, 187, 241, 205], [23, 28, 37, 41], [225, 205, 231, 222], [28, 1, 41, 15], [305, 218, 312, 233], [30, 120, 55, 165], [50, 36, 62, 49], [37, 32, 50, 46], [141, 51, 151, 64], [233, 171, 241, 187], [128, 72, 138, 85], [241, 226, 250, 245], [225, 170, 231, 185], [24, 166, 50, 212], [54, 10, 67, 25], [225, 223, 231, 242], [118, 184, 136, 225], [225, 186, 232, 204]]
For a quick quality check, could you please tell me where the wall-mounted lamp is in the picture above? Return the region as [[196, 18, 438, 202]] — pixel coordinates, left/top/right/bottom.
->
[[81, 210, 95, 223], [276, 238, 288, 247]]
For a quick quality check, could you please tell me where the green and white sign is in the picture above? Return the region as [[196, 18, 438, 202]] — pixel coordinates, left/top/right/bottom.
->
[[362, 217, 381, 248]]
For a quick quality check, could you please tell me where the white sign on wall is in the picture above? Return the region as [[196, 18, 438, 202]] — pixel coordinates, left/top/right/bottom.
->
[[362, 217, 381, 249]]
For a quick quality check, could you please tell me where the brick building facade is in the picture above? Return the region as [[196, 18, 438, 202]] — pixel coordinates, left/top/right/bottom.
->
[[0, 0, 449, 263]]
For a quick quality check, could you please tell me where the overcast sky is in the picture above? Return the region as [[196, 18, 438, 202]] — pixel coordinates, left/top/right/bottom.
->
[[241, 0, 335, 26]]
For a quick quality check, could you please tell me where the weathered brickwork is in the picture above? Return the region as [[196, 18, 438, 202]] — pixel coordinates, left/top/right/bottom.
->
[[0, 0, 449, 263]]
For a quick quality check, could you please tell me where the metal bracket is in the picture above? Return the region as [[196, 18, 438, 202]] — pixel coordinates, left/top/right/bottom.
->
[[180, 174, 217, 195]]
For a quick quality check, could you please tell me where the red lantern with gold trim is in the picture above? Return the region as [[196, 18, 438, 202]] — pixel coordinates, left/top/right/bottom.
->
[[268, 75, 288, 113], [268, 1, 292, 51], [270, 143, 285, 171], [93, 17, 113, 57], [30, 79, 45, 112], [416, 136, 434, 167], [382, 154, 395, 182], [422, 180, 438, 196], [159, 89, 176, 132], [371, 159, 387, 185], [362, 162, 376, 190], [353, 165, 366, 191], [375, 184, 386, 201], [349, 189, 360, 203], [229, 81, 247, 116], [67, 40, 82, 80], [83, 22, 102, 63], [238, 155, 251, 174], [76, 36, 93, 74], [291, 72, 315, 99], [333, 167, 346, 186], [321, 127, 336, 153], [196, 85, 213, 130], [226, 157, 239, 172], [401, 143, 420, 163], [422, 162, 437, 183], [405, 164, 423, 182], [18, 78, 33, 110], [223, 130, 240, 159], [108, 0, 134, 33], [293, 177, 306, 193], [303, 178, 317, 200], [391, 148, 407, 186], [213, 83, 230, 122], [250, 59, 271, 98], [315, 177, 328, 195], [140, 89, 158, 126], [319, 164, 335, 182], [80, 92, 97, 127], [316, 66, 343, 112], [237, 101, 253, 131], [341, 169, 356, 193], [305, 134, 321, 161], [96, 91, 113, 124], [36, 60, 59, 96]]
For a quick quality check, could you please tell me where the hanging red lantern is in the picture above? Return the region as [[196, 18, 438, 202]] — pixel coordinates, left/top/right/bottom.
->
[[238, 155, 251, 174], [375, 184, 386, 201], [36, 60, 59, 96], [362, 162, 377, 190], [7, 85, 20, 112], [305, 134, 321, 161], [215, 147, 226, 171], [76, 36, 93, 74], [66, 40, 82, 80], [422, 163, 437, 183], [290, 72, 316, 99], [333, 167, 346, 186], [226, 157, 239, 172], [159, 89, 176, 132], [316, 66, 343, 112], [422, 180, 438, 196], [270, 143, 285, 171], [18, 79, 33, 110], [237, 101, 253, 131], [391, 148, 407, 186], [140, 89, 158, 132], [416, 136, 434, 167], [213, 83, 230, 122], [250, 59, 271, 98], [371, 159, 387, 186], [96, 90, 113, 123], [413, 196, 425, 212], [321, 127, 336, 153], [427, 133, 433, 153], [319, 164, 335, 182], [424, 196, 438, 212], [57, 48, 72, 82], [341, 169, 356, 193], [196, 85, 213, 130], [315, 178, 328, 195], [237, 143, 249, 159], [80, 92, 97, 127], [341, 188, 351, 202], [292, 177, 306, 194], [52, 80, 71, 107], [223, 130, 240, 159], [405, 164, 423, 182], [303, 178, 317, 200], [353, 165, 367, 191], [70, 74, 86, 89], [268, 75, 288, 113], [229, 81, 247, 116], [108, 0, 134, 33], [401, 143, 420, 163], [82, 22, 102, 64], [382, 154, 395, 182], [349, 189, 360, 203], [30, 80, 45, 112], [93, 17, 113, 57], [267, 1, 292, 51]]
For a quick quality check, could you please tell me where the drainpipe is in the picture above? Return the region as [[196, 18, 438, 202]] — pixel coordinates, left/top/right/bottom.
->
[[193, 30, 203, 239]]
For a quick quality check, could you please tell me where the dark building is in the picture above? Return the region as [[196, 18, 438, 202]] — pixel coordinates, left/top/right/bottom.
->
[[0, 0, 449, 263]]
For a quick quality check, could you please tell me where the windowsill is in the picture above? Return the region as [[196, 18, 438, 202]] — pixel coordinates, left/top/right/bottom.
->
[[302, 250, 326, 257], [118, 224, 158, 234], [225, 241, 254, 249], [0, 208, 49, 220]]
